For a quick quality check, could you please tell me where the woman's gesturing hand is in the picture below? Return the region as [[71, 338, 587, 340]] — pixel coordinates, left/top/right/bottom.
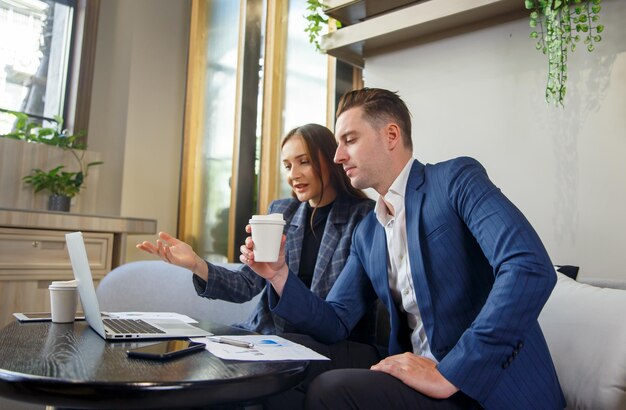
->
[[136, 232, 207, 280]]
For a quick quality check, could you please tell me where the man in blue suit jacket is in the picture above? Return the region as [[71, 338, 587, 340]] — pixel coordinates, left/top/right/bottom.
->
[[242, 88, 565, 409]]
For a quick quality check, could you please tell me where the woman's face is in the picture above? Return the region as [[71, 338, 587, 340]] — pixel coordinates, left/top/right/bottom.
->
[[282, 135, 334, 206]]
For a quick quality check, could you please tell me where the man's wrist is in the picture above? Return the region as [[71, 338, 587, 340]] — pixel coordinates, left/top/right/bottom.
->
[[268, 266, 289, 296]]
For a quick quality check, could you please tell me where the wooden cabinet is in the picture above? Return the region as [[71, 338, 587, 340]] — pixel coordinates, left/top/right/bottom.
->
[[0, 228, 113, 326], [0, 228, 112, 278], [0, 228, 112, 327], [0, 208, 156, 328]]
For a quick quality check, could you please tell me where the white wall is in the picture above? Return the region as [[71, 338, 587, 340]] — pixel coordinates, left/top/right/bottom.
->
[[88, 0, 191, 262], [365, 0, 626, 280]]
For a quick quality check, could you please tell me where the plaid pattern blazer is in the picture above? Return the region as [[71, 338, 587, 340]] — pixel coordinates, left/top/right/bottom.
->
[[194, 195, 375, 337]]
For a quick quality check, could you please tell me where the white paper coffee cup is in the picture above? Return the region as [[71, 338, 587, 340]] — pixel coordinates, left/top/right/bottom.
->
[[249, 213, 286, 262], [49, 280, 78, 323]]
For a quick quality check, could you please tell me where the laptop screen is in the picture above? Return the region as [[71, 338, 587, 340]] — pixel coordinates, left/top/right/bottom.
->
[[65, 232, 107, 338]]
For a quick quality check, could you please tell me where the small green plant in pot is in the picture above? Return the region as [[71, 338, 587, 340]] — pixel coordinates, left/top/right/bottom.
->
[[1, 109, 103, 212], [23, 164, 100, 211]]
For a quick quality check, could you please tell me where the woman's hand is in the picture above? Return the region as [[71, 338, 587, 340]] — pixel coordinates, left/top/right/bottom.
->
[[136, 232, 208, 280], [239, 225, 289, 295]]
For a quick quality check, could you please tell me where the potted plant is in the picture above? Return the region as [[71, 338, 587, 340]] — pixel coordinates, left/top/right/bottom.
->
[[22, 164, 100, 212], [0, 109, 102, 212]]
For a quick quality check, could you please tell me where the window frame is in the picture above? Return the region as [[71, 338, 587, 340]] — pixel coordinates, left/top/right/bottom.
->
[[64, 0, 100, 138], [0, 0, 98, 135], [179, 0, 354, 261]]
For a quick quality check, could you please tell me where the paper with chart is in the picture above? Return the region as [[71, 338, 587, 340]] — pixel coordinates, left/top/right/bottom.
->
[[192, 335, 329, 361]]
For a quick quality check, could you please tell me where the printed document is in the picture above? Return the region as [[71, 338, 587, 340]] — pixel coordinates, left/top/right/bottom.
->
[[192, 335, 329, 361]]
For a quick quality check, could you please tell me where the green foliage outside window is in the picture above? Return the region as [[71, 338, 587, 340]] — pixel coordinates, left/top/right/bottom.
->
[[304, 0, 342, 53]]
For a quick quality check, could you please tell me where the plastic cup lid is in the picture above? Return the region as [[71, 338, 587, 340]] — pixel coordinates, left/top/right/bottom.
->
[[249, 213, 285, 224], [49, 279, 78, 289]]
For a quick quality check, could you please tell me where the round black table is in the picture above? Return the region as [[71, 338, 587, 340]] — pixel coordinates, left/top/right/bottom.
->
[[0, 321, 308, 409]]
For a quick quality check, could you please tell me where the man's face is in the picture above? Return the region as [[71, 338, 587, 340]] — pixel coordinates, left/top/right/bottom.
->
[[334, 107, 389, 193]]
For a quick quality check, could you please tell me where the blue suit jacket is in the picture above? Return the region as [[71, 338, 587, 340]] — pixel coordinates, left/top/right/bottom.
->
[[194, 195, 375, 338], [271, 158, 565, 409]]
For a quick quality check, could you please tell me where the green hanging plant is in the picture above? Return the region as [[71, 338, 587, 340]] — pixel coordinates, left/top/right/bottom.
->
[[304, 0, 341, 53], [526, 0, 604, 106]]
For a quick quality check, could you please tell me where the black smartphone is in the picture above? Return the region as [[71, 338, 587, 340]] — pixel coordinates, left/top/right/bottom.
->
[[126, 339, 206, 360]]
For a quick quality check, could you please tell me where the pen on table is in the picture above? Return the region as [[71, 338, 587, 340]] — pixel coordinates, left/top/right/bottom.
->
[[209, 337, 254, 348]]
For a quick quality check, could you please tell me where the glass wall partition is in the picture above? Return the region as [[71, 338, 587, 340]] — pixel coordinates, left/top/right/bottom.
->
[[181, 0, 264, 262], [181, 0, 337, 262], [277, 0, 328, 198]]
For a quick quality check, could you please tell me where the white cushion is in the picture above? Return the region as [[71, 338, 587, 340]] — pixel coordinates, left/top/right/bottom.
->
[[539, 273, 626, 409]]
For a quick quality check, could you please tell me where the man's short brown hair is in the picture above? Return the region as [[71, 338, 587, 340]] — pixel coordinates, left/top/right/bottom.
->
[[336, 88, 413, 150]]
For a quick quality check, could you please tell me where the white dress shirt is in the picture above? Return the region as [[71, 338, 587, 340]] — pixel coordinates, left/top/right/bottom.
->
[[374, 158, 436, 362]]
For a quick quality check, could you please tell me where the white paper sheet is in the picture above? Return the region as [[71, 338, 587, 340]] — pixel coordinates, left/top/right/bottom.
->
[[191, 335, 330, 361]]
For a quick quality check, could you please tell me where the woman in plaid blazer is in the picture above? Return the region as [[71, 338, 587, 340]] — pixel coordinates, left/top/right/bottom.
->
[[137, 124, 376, 340]]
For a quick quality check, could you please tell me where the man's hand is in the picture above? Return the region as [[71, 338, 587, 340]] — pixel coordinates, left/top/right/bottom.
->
[[136, 232, 207, 280], [370, 353, 458, 399], [239, 225, 289, 295]]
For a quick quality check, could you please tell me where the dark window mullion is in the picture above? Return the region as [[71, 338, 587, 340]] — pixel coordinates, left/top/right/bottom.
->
[[231, 0, 264, 261]]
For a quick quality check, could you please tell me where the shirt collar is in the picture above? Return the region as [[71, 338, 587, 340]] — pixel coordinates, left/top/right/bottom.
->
[[375, 158, 414, 225]]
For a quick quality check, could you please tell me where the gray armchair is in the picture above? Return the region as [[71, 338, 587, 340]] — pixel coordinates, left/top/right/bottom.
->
[[95, 260, 261, 325]]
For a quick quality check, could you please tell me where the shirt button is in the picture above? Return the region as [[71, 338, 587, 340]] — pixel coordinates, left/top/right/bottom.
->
[[402, 288, 409, 296]]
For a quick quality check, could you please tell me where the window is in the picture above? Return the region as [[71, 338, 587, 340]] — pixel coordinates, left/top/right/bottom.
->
[[277, 0, 328, 198], [181, 0, 341, 262], [0, 0, 76, 132], [180, 0, 265, 262]]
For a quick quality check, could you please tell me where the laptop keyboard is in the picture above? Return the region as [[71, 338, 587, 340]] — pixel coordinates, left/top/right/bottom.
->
[[103, 318, 165, 334]]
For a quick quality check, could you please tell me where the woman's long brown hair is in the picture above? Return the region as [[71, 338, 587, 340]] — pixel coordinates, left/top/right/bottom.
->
[[282, 123, 368, 202], [282, 124, 368, 237]]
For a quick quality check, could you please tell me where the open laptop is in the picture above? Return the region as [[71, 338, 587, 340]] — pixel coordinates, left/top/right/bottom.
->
[[65, 231, 210, 340]]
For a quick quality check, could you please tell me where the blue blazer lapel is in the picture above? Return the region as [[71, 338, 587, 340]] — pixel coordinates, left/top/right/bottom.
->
[[286, 202, 307, 275], [405, 160, 436, 343]]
